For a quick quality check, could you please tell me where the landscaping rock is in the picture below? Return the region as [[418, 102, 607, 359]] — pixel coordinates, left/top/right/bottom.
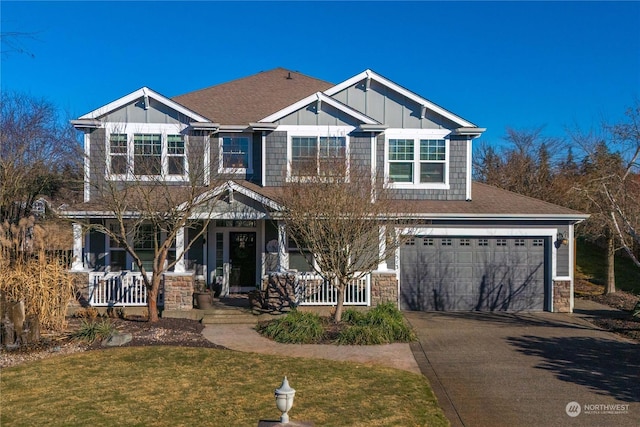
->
[[101, 331, 133, 347]]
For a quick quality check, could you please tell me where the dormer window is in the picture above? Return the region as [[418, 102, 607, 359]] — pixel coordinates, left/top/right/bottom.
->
[[384, 129, 450, 189]]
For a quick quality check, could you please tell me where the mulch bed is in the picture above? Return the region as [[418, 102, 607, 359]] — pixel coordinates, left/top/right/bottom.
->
[[575, 279, 640, 343], [3, 284, 639, 368], [0, 315, 226, 369]]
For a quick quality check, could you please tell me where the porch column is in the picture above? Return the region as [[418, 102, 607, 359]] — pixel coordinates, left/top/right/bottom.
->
[[277, 221, 289, 271], [377, 225, 388, 271], [174, 226, 186, 273], [71, 222, 84, 271]]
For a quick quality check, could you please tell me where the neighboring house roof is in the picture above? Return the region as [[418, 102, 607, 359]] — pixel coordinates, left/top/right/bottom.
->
[[173, 68, 334, 125]]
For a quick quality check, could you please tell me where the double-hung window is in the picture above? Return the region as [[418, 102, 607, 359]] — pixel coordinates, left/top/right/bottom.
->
[[167, 134, 185, 175], [134, 134, 162, 175], [220, 135, 251, 173], [385, 130, 450, 188], [291, 136, 346, 177], [109, 134, 128, 175]]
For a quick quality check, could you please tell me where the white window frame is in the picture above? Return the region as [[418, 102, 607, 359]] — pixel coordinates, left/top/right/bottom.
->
[[218, 133, 253, 175], [384, 129, 451, 189], [281, 125, 353, 181], [105, 123, 189, 182]]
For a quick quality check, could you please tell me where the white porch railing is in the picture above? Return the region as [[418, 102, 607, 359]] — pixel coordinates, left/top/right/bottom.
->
[[296, 272, 370, 306], [89, 272, 160, 307]]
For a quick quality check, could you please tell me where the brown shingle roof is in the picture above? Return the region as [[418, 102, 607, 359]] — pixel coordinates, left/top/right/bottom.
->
[[392, 182, 587, 218], [234, 181, 587, 219], [172, 68, 334, 125]]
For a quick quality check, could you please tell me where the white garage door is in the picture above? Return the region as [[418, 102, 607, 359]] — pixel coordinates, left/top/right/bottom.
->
[[400, 236, 548, 311]]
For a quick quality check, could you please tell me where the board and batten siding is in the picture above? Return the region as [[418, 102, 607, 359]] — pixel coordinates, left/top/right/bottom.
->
[[103, 98, 189, 125], [331, 79, 460, 130], [277, 102, 362, 127]]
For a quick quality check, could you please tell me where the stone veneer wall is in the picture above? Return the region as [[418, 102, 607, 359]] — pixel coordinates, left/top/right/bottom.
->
[[258, 271, 399, 312], [162, 272, 195, 311], [370, 272, 398, 307], [69, 272, 91, 309], [553, 280, 571, 313], [68, 271, 195, 312]]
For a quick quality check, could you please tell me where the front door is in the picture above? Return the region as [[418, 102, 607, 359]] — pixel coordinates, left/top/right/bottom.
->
[[229, 232, 257, 293]]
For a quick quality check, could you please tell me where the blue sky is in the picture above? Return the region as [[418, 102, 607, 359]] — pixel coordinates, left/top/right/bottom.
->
[[2, 1, 639, 146]]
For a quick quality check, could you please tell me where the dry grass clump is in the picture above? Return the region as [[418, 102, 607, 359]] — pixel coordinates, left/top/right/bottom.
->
[[0, 217, 74, 331]]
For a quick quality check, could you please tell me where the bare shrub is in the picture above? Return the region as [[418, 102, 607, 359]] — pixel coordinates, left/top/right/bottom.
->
[[0, 217, 74, 331]]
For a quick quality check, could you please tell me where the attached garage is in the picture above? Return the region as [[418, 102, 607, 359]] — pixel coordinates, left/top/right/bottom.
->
[[400, 235, 549, 311]]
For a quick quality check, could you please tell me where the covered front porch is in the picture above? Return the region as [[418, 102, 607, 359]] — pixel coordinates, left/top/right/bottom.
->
[[67, 182, 396, 311]]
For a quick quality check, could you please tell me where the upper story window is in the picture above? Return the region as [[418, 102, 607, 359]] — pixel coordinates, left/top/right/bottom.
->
[[291, 136, 346, 176], [167, 135, 185, 175], [219, 134, 252, 174], [109, 134, 128, 175], [134, 134, 162, 175], [384, 129, 450, 189], [105, 124, 188, 181], [283, 125, 353, 180]]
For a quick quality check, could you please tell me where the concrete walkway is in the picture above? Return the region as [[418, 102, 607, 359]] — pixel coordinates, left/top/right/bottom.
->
[[201, 324, 421, 374], [405, 300, 640, 427]]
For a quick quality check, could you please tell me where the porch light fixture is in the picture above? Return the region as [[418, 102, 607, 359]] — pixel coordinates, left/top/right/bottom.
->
[[275, 376, 296, 424], [557, 232, 568, 246]]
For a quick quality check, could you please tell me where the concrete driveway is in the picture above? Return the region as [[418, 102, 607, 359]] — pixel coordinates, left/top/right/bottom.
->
[[405, 304, 640, 427]]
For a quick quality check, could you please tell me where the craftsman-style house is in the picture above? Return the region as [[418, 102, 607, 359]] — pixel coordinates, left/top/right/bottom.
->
[[67, 68, 587, 313]]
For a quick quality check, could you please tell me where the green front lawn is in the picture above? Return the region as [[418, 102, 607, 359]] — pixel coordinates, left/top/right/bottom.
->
[[1, 347, 448, 427]]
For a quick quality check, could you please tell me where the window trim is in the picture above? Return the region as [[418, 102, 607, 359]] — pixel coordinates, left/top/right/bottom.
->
[[383, 129, 451, 189], [218, 133, 253, 175], [105, 123, 189, 182], [281, 125, 353, 181]]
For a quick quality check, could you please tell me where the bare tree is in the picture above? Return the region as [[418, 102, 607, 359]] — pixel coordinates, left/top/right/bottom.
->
[[277, 157, 406, 323], [0, 92, 81, 241], [75, 126, 221, 322], [569, 103, 640, 293], [473, 127, 565, 204]]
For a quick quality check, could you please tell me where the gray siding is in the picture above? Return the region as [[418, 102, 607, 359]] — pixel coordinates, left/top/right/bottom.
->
[[349, 133, 372, 173], [331, 80, 460, 130], [264, 131, 288, 186], [187, 134, 206, 185], [104, 98, 187, 124], [89, 128, 107, 201]]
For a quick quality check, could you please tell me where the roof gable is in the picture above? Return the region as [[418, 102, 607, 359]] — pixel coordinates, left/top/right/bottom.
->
[[173, 68, 334, 125], [325, 69, 476, 129], [78, 87, 210, 123]]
